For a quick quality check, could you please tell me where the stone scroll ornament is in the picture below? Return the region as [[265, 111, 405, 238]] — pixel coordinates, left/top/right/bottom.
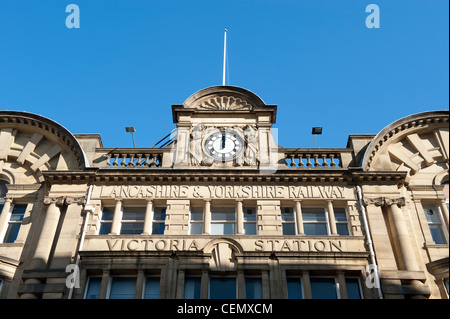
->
[[196, 96, 252, 110], [43, 196, 86, 206]]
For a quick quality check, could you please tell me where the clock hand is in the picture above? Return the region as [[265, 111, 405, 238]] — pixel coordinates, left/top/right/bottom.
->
[[221, 132, 225, 150]]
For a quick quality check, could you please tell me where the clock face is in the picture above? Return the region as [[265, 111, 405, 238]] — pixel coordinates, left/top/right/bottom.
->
[[204, 131, 244, 161]]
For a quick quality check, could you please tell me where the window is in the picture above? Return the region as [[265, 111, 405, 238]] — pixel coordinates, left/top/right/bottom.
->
[[281, 207, 296, 235], [211, 207, 235, 235], [303, 207, 328, 236], [3, 204, 26, 243], [152, 207, 166, 235], [310, 277, 338, 299], [143, 277, 160, 299], [0, 180, 7, 213], [185, 276, 201, 299], [190, 207, 204, 235], [120, 207, 145, 235], [286, 277, 303, 299], [243, 207, 257, 235], [210, 277, 236, 299], [84, 276, 101, 299], [99, 207, 113, 235], [423, 204, 446, 244], [245, 277, 262, 299], [108, 277, 136, 299], [334, 207, 349, 235], [346, 278, 362, 299]]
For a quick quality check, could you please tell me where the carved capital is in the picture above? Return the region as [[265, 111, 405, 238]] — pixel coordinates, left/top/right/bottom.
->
[[363, 197, 385, 207], [385, 197, 406, 207], [65, 196, 86, 206], [43, 196, 66, 206]]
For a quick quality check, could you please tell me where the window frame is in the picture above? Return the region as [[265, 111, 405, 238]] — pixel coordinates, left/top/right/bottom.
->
[[99, 206, 114, 235], [422, 203, 448, 245], [309, 276, 340, 299], [151, 206, 166, 235], [142, 275, 160, 299], [83, 276, 102, 299], [302, 206, 330, 236], [209, 276, 237, 299], [210, 206, 236, 235], [1, 203, 27, 244], [334, 207, 350, 236], [286, 276, 304, 299], [106, 275, 137, 299], [120, 206, 146, 235], [189, 206, 204, 235], [281, 206, 296, 235], [243, 206, 257, 235]]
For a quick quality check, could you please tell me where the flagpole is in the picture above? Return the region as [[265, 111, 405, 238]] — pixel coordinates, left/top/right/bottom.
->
[[222, 29, 227, 85]]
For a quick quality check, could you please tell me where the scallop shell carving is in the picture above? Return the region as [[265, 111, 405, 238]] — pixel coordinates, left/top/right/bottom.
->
[[197, 96, 252, 110]]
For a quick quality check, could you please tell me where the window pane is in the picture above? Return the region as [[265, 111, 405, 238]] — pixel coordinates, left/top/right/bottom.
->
[[346, 278, 362, 299], [244, 208, 257, 221], [211, 212, 235, 221], [244, 223, 257, 235], [109, 277, 136, 299], [334, 211, 347, 222], [99, 223, 112, 235], [304, 223, 328, 236], [310, 278, 337, 299], [429, 225, 445, 244], [120, 222, 144, 235], [152, 222, 165, 235], [282, 208, 295, 222], [101, 208, 114, 221], [303, 211, 326, 222], [143, 277, 160, 299], [190, 223, 203, 235], [211, 223, 235, 235], [282, 223, 296, 235], [210, 278, 236, 299], [122, 208, 145, 221], [153, 208, 166, 221], [185, 277, 201, 299], [191, 210, 204, 221], [0, 204, 4, 214], [4, 223, 21, 243], [423, 207, 441, 223], [286, 278, 303, 299], [245, 278, 262, 299], [10, 204, 26, 221], [85, 277, 101, 299], [336, 223, 349, 236]]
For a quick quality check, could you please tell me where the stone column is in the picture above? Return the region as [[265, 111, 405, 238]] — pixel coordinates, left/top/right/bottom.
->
[[236, 200, 244, 235], [135, 269, 145, 299], [261, 270, 270, 299], [326, 200, 338, 235], [176, 269, 185, 299], [98, 269, 111, 299], [385, 198, 420, 271], [203, 200, 211, 235], [142, 199, 153, 235], [0, 198, 12, 242], [386, 197, 425, 299], [301, 270, 312, 299], [337, 271, 348, 299], [237, 270, 245, 299], [109, 199, 122, 235], [29, 197, 64, 270], [201, 270, 209, 299], [294, 200, 304, 235]]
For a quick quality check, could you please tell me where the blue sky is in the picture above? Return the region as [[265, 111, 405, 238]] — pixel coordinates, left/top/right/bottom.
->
[[0, 1, 448, 149]]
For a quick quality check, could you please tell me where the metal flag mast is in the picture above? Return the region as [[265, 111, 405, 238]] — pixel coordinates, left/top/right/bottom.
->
[[222, 29, 227, 85]]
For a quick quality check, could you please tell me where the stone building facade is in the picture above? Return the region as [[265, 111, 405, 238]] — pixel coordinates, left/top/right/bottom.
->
[[0, 86, 448, 299]]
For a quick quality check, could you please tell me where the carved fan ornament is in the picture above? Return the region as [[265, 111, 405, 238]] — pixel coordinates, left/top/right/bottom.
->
[[196, 96, 252, 110]]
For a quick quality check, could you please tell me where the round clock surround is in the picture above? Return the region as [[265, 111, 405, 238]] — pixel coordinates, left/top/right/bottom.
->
[[203, 130, 244, 162]]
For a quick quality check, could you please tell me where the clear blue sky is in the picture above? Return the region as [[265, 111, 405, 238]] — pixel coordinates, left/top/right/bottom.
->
[[0, 1, 448, 149]]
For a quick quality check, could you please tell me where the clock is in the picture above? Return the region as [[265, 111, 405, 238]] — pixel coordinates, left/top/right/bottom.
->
[[204, 130, 244, 161]]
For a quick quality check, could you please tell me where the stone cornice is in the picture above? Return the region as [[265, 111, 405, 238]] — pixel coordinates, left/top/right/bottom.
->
[[41, 168, 407, 185]]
